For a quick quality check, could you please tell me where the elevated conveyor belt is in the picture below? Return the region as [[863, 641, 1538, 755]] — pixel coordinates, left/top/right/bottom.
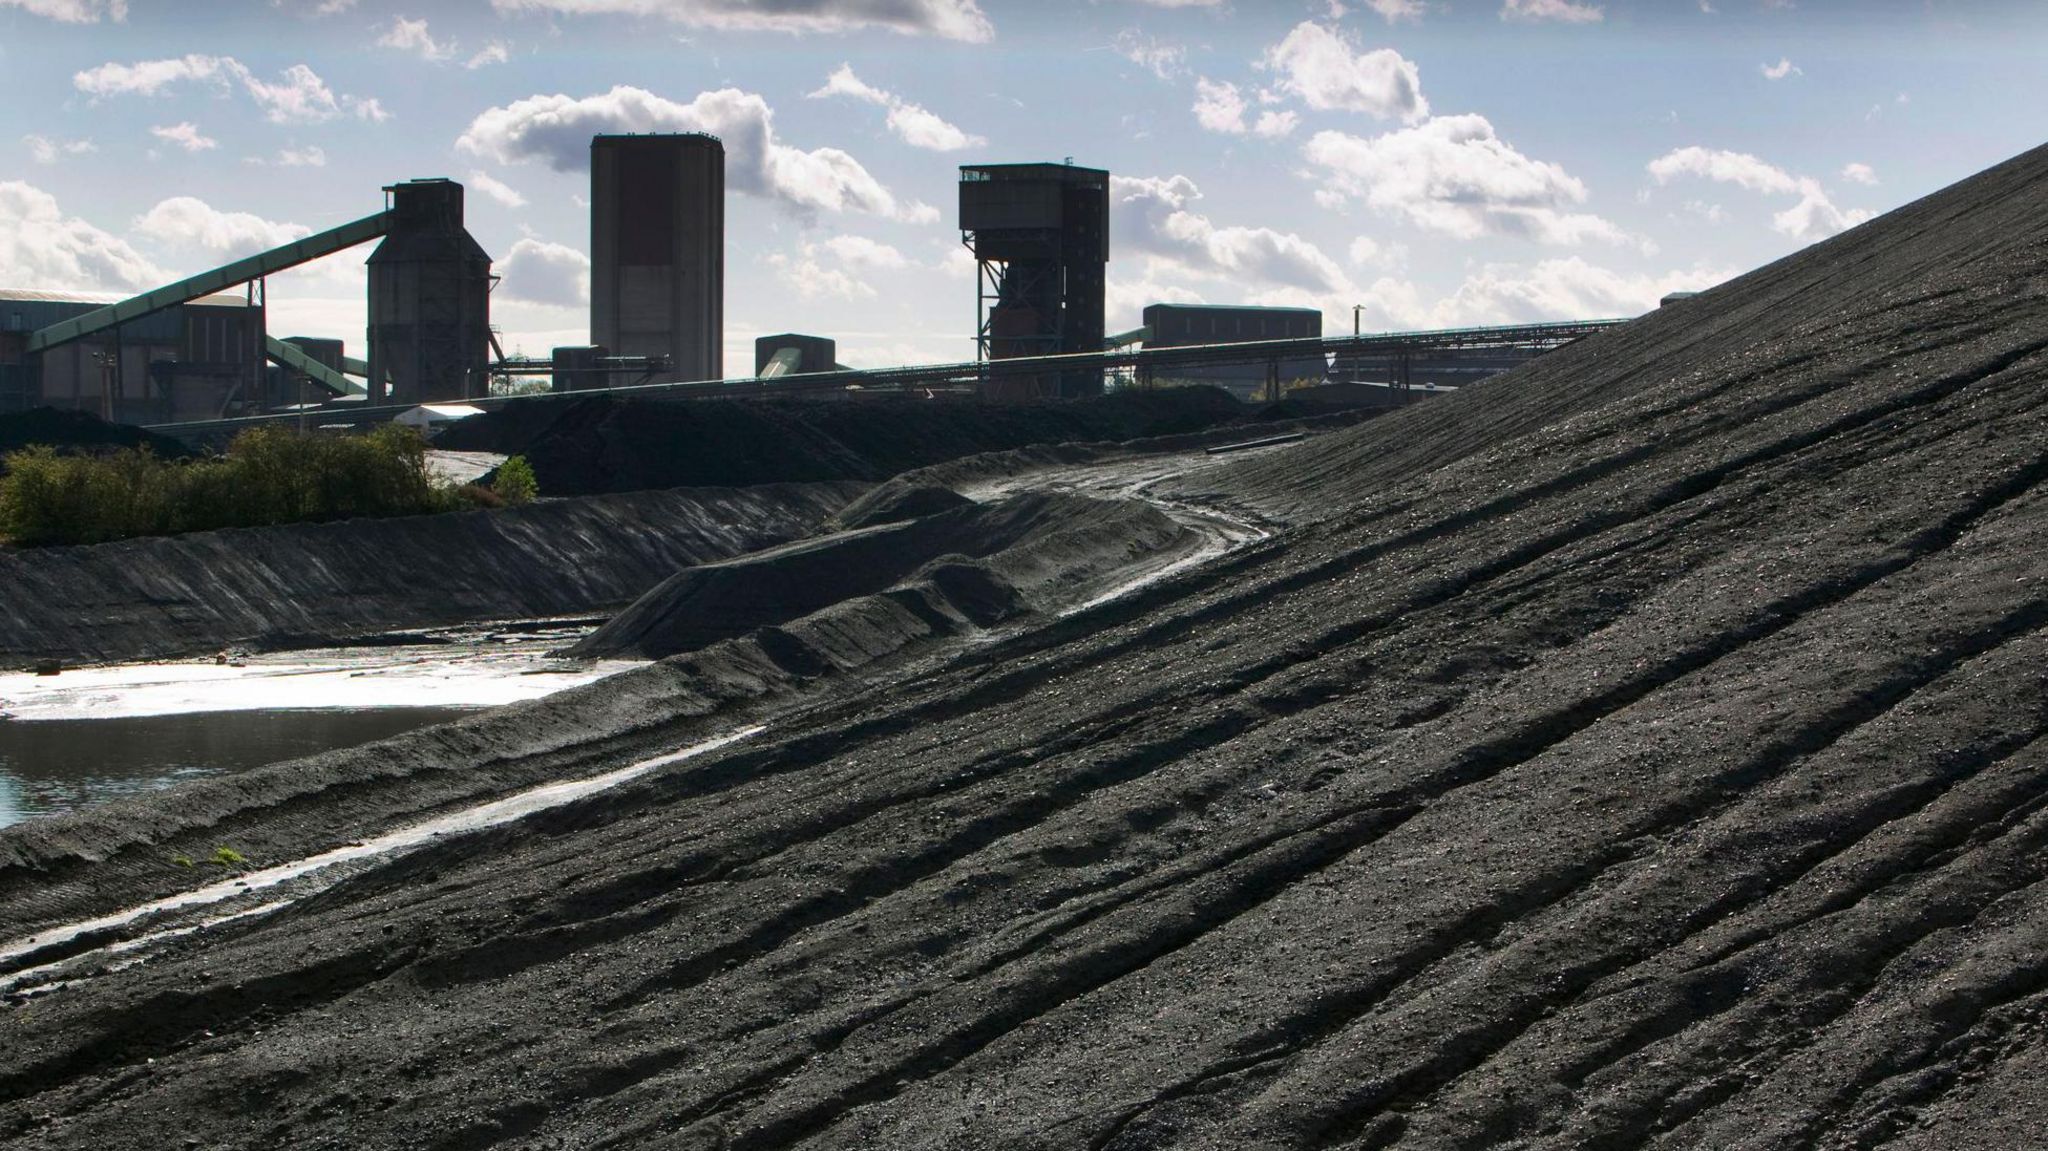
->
[[27, 212, 394, 354], [264, 337, 364, 397]]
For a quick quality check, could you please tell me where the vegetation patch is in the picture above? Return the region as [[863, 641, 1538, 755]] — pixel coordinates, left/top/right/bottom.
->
[[0, 426, 535, 547]]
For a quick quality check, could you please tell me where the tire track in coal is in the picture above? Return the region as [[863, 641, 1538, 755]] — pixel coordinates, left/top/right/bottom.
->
[[651, 450, 2048, 1146], [1193, 603, 2048, 1151]]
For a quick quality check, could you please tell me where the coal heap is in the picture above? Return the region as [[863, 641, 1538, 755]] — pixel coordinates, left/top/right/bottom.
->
[[2, 144, 2046, 1148]]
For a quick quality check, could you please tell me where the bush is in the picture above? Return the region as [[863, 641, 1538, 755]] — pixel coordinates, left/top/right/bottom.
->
[[0, 425, 474, 547], [492, 454, 539, 505]]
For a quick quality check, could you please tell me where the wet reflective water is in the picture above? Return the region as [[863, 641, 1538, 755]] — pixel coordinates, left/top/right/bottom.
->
[[0, 707, 474, 829]]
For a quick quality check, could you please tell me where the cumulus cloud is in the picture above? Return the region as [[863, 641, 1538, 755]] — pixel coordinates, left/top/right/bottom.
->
[[1192, 79, 1296, 138], [1761, 57, 1801, 80], [1259, 22, 1427, 124], [1363, 0, 1425, 21], [150, 122, 218, 152], [1359, 258, 1718, 331], [276, 145, 327, 167], [0, 0, 126, 21], [1305, 115, 1636, 247], [1841, 161, 1878, 185], [1113, 174, 1353, 296], [73, 55, 387, 125], [131, 197, 310, 260], [459, 85, 934, 221], [1113, 30, 1186, 80], [766, 240, 896, 303], [1501, 0, 1602, 22], [468, 170, 528, 208], [379, 16, 453, 61], [809, 65, 984, 152], [497, 238, 589, 308], [1647, 146, 1872, 241], [23, 135, 96, 164], [486, 0, 994, 42], [0, 181, 161, 291]]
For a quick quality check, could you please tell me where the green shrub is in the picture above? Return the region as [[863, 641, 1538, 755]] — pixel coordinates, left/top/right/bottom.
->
[[0, 424, 477, 547], [492, 454, 539, 505]]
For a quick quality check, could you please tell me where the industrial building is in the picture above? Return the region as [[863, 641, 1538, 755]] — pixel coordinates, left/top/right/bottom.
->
[[0, 290, 266, 423], [1138, 304, 1326, 402], [590, 133, 725, 384], [4, 178, 495, 422], [366, 179, 494, 406], [960, 162, 1109, 400]]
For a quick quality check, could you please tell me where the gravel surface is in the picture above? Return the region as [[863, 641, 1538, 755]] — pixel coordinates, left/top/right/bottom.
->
[[0, 144, 2044, 1149]]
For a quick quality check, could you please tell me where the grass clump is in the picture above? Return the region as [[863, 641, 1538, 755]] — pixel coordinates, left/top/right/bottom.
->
[[0, 425, 519, 547], [211, 846, 247, 866]]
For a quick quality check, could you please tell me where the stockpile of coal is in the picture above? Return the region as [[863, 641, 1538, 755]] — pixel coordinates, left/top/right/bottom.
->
[[0, 407, 191, 469], [437, 386, 1270, 495], [3, 143, 2047, 1150], [0, 482, 862, 667], [570, 489, 1199, 659]]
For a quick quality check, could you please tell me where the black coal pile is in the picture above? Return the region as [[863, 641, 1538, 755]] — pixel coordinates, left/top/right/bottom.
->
[[3, 144, 2047, 1150], [0, 407, 192, 469], [436, 386, 1267, 495]]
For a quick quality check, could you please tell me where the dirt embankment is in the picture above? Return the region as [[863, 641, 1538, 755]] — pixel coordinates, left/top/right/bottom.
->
[[0, 144, 2046, 1150], [0, 482, 862, 667], [435, 385, 1291, 496]]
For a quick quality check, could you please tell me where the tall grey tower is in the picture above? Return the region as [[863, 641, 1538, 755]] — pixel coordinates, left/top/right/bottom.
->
[[590, 133, 724, 382]]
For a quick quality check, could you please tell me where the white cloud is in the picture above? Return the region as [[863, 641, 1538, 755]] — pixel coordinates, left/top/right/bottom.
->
[[276, 145, 327, 167], [1121, 0, 1221, 6], [1761, 57, 1801, 80], [1254, 110, 1299, 138], [808, 65, 983, 152], [467, 41, 512, 69], [149, 122, 218, 152], [73, 54, 238, 98], [1113, 30, 1186, 80], [459, 85, 931, 221], [1841, 162, 1878, 185], [1305, 115, 1636, 247], [1192, 77, 1249, 134], [74, 55, 386, 125], [1259, 22, 1428, 123], [23, 135, 96, 164], [496, 238, 589, 308], [486, 0, 994, 42], [0, 181, 162, 291], [131, 197, 310, 259], [1363, 0, 1425, 21], [1647, 146, 1872, 241], [1365, 257, 1724, 329], [468, 170, 528, 208], [1500, 0, 1603, 22], [0, 0, 126, 21], [1113, 174, 1354, 296], [379, 16, 453, 61]]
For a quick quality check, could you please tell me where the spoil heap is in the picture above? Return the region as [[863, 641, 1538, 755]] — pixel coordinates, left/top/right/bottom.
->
[[438, 386, 1276, 495], [3, 143, 2047, 1149]]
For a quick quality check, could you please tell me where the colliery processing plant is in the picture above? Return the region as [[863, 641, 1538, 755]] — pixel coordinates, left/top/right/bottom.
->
[[0, 135, 1623, 433]]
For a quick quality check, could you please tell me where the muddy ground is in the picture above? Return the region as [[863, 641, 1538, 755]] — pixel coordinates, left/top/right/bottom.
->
[[0, 143, 2044, 1149]]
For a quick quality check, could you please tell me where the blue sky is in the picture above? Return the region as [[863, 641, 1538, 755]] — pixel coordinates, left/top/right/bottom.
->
[[2, 0, 2043, 372]]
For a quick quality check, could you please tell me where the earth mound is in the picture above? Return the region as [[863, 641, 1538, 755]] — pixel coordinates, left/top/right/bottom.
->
[[0, 407, 193, 469], [434, 386, 1268, 495], [2, 145, 2047, 1149]]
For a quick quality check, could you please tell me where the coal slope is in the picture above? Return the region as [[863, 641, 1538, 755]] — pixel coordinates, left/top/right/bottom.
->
[[0, 482, 861, 667], [436, 386, 1276, 497], [3, 147, 2047, 1150]]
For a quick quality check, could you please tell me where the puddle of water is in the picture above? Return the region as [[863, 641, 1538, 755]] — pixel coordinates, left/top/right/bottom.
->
[[0, 707, 477, 829]]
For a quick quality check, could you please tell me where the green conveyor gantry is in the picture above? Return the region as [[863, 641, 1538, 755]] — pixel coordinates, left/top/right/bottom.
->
[[25, 210, 397, 362]]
